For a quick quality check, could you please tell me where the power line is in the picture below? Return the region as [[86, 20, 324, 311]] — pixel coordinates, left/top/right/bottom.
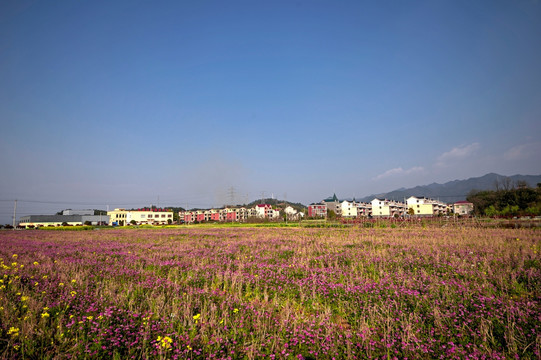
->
[[0, 196, 216, 206]]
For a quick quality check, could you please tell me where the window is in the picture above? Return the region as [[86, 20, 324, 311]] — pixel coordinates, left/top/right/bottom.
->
[[141, 215, 145, 218]]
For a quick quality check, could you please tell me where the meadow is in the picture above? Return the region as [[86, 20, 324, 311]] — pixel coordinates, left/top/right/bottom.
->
[[0, 226, 539, 359]]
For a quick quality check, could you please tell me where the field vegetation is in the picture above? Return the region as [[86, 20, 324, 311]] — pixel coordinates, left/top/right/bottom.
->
[[0, 226, 539, 359]]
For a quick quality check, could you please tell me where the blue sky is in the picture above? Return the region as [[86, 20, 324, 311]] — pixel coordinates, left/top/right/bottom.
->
[[1, 0, 540, 223]]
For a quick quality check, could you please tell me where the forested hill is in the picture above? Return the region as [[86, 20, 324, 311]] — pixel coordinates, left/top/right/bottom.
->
[[244, 199, 307, 213]]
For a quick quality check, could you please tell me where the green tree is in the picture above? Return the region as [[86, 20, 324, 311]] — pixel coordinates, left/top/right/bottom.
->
[[327, 210, 337, 220], [484, 205, 498, 217]]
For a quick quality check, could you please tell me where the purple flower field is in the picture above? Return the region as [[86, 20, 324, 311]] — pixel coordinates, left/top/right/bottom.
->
[[1, 227, 540, 359]]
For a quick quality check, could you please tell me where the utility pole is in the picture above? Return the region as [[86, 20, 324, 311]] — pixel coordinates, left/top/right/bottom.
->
[[228, 187, 236, 206], [260, 191, 265, 204], [12, 200, 17, 228], [284, 193, 287, 224]]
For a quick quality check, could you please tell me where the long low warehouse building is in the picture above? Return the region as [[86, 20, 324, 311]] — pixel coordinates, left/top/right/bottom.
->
[[18, 214, 110, 228]]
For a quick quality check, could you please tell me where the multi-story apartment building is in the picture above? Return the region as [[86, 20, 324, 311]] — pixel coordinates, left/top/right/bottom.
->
[[308, 203, 327, 218], [356, 202, 372, 217], [371, 199, 407, 217], [453, 201, 474, 215], [406, 196, 447, 216], [107, 208, 173, 226], [341, 200, 358, 218], [255, 204, 272, 218], [254, 204, 279, 219], [180, 204, 279, 224]]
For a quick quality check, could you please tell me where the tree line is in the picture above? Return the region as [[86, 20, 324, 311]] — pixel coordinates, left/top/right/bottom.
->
[[467, 179, 541, 217]]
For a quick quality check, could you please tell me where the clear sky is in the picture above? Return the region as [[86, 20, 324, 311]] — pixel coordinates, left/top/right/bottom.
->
[[1, 0, 541, 223]]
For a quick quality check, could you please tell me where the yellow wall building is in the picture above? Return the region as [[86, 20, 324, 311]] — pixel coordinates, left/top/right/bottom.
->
[[407, 196, 447, 216]]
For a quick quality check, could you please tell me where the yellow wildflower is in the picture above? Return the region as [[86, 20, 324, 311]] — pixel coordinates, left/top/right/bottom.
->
[[7, 327, 19, 336], [33, 262, 39, 266], [233, 308, 239, 313], [42, 275, 48, 279], [71, 279, 76, 284], [157, 335, 173, 349], [12, 254, 17, 259], [87, 316, 93, 320], [193, 313, 201, 321], [59, 283, 64, 287], [41, 312, 50, 318], [70, 291, 77, 297], [21, 296, 29, 302]]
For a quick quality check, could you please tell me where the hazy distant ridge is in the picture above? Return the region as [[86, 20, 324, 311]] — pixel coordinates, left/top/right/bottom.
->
[[358, 173, 541, 204]]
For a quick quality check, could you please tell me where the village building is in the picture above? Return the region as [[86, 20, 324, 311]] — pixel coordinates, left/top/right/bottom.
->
[[356, 202, 372, 217], [341, 200, 358, 218], [308, 203, 327, 218], [371, 198, 407, 217], [107, 208, 173, 226], [406, 196, 447, 216], [19, 213, 110, 228], [453, 201, 474, 215], [284, 205, 303, 220], [322, 194, 341, 216]]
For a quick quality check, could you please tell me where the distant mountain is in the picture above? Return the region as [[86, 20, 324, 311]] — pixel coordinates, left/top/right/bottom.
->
[[358, 173, 541, 204]]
